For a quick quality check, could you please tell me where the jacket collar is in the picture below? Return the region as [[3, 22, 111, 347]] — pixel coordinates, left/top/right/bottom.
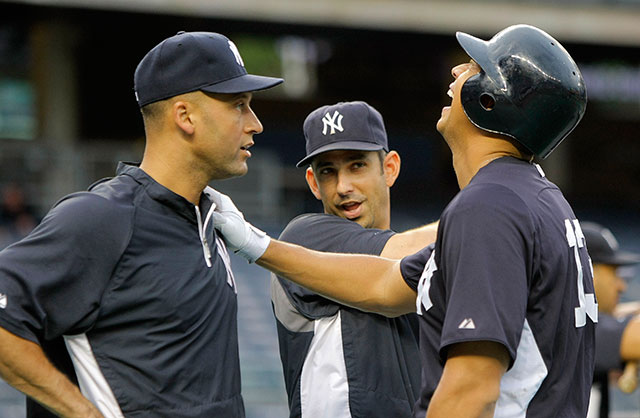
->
[[116, 162, 213, 223]]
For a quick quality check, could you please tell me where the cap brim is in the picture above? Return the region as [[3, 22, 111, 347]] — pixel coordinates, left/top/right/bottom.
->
[[603, 251, 640, 266], [296, 140, 385, 167], [617, 266, 638, 281], [201, 73, 283, 94]]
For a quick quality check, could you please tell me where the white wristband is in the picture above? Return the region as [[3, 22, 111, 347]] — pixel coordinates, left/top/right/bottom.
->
[[237, 224, 270, 263]]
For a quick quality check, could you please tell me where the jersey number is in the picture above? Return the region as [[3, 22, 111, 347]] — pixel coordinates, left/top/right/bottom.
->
[[565, 219, 598, 328], [416, 251, 437, 315]]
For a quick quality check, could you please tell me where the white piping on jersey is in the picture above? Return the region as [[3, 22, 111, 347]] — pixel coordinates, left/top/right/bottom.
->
[[587, 386, 601, 418], [64, 334, 124, 418], [494, 319, 548, 418], [194, 202, 215, 268], [215, 234, 237, 292], [300, 311, 351, 418], [201, 187, 236, 290]]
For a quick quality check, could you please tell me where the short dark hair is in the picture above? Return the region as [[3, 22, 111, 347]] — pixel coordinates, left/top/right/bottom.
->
[[140, 100, 169, 132]]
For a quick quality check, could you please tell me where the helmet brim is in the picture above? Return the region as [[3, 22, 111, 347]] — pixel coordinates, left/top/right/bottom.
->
[[455, 32, 502, 86]]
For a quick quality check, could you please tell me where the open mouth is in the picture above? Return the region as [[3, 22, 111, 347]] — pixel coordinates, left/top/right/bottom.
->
[[240, 143, 253, 156], [340, 201, 362, 219]]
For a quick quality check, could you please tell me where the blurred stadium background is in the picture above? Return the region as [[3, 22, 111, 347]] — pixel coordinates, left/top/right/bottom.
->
[[0, 0, 639, 416]]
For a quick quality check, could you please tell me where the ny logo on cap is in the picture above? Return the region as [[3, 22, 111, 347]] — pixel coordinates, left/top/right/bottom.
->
[[322, 111, 344, 135], [0, 293, 7, 309], [228, 41, 245, 67]]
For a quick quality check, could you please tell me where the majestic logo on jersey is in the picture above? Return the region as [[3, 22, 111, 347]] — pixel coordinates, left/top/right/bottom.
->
[[458, 318, 476, 329], [322, 111, 344, 135], [416, 251, 437, 315], [0, 293, 7, 309], [228, 41, 245, 67], [565, 219, 598, 328]]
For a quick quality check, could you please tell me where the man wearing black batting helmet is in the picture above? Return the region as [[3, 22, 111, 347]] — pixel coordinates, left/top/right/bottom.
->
[[212, 24, 594, 417]]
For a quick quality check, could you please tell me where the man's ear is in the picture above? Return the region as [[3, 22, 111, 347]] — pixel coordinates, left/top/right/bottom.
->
[[384, 150, 401, 187], [305, 167, 322, 200], [172, 100, 196, 135]]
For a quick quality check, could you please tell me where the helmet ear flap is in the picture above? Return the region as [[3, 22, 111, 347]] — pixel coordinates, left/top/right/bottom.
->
[[460, 73, 502, 132]]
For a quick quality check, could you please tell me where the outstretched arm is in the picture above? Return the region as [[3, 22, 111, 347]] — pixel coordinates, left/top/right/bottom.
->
[[257, 239, 416, 317], [210, 190, 417, 316], [0, 327, 102, 417], [381, 221, 438, 259]]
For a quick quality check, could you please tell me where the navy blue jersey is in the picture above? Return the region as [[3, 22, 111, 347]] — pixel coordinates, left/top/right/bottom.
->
[[0, 163, 244, 417], [272, 213, 420, 418], [401, 157, 596, 418]]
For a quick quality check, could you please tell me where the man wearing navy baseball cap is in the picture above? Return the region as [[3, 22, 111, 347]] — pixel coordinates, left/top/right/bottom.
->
[[134, 31, 282, 106], [0, 31, 282, 417], [582, 222, 640, 418], [271, 101, 438, 418]]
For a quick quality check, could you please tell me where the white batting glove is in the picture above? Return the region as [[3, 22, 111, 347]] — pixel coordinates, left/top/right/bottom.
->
[[209, 189, 270, 263]]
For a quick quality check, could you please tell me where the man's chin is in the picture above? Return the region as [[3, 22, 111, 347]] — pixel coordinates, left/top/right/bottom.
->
[[211, 165, 248, 181], [436, 118, 446, 136]]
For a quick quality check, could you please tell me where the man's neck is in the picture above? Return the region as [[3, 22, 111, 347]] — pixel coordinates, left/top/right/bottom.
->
[[451, 133, 528, 189], [139, 147, 208, 205]]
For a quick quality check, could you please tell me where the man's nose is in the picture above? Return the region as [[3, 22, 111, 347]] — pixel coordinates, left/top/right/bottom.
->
[[336, 172, 354, 195], [246, 108, 264, 134], [451, 63, 467, 79]]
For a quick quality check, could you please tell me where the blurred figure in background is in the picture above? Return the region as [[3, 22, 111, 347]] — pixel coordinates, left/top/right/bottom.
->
[[583, 222, 640, 418], [0, 183, 38, 249]]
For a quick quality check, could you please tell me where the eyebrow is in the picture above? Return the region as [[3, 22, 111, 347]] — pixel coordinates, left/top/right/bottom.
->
[[233, 92, 252, 101], [204, 91, 252, 102], [314, 152, 369, 169]]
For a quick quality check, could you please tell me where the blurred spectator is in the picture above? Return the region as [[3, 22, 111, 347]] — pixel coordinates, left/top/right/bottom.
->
[[583, 222, 640, 418], [0, 183, 38, 248]]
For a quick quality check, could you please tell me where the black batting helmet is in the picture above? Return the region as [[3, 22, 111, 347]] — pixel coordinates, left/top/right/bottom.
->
[[457, 24, 587, 159]]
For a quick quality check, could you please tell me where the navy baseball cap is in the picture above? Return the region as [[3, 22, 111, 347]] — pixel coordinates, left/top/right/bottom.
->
[[297, 101, 389, 167], [134, 31, 283, 107], [582, 222, 640, 266]]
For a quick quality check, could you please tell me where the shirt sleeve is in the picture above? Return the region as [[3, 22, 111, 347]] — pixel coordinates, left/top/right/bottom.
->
[[594, 313, 631, 374], [438, 183, 533, 363], [0, 192, 133, 343], [277, 214, 394, 318], [400, 244, 435, 292]]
